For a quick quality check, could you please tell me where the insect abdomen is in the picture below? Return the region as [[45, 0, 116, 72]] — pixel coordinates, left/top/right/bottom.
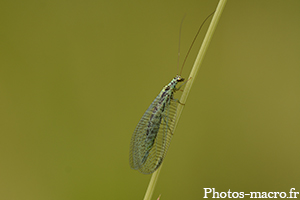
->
[[141, 103, 163, 163]]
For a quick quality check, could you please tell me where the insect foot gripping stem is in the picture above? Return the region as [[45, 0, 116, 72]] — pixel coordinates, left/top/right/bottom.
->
[[172, 97, 185, 105], [177, 99, 185, 105]]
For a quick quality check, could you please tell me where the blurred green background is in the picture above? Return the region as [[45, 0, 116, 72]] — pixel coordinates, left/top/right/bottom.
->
[[1, 0, 300, 199]]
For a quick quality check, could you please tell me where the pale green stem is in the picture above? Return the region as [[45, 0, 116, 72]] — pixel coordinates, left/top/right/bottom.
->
[[143, 1, 227, 199]]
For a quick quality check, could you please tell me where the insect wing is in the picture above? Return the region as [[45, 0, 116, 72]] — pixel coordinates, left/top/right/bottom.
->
[[130, 90, 178, 174], [130, 93, 160, 172]]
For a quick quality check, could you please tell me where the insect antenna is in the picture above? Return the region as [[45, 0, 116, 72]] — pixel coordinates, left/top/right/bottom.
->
[[177, 14, 186, 75], [179, 11, 215, 76]]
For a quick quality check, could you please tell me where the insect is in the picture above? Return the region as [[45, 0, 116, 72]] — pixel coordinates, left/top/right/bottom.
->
[[129, 75, 184, 174], [129, 13, 214, 174]]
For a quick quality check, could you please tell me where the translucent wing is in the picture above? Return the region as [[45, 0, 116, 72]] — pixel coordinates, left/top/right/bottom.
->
[[130, 90, 178, 174]]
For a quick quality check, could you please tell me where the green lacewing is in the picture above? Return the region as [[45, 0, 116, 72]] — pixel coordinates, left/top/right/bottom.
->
[[129, 13, 214, 174]]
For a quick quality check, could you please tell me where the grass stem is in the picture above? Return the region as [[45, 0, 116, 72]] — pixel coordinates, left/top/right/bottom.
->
[[143, 1, 227, 199]]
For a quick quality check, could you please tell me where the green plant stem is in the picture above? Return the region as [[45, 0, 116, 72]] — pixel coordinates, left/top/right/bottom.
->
[[143, 165, 162, 200], [177, 0, 227, 121], [143, 1, 227, 199]]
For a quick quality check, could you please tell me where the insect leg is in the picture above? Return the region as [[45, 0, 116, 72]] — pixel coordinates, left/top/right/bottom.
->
[[172, 98, 185, 105], [176, 77, 192, 91]]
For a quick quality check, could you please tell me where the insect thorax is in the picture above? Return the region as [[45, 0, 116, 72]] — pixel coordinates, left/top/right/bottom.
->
[[165, 75, 184, 91]]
